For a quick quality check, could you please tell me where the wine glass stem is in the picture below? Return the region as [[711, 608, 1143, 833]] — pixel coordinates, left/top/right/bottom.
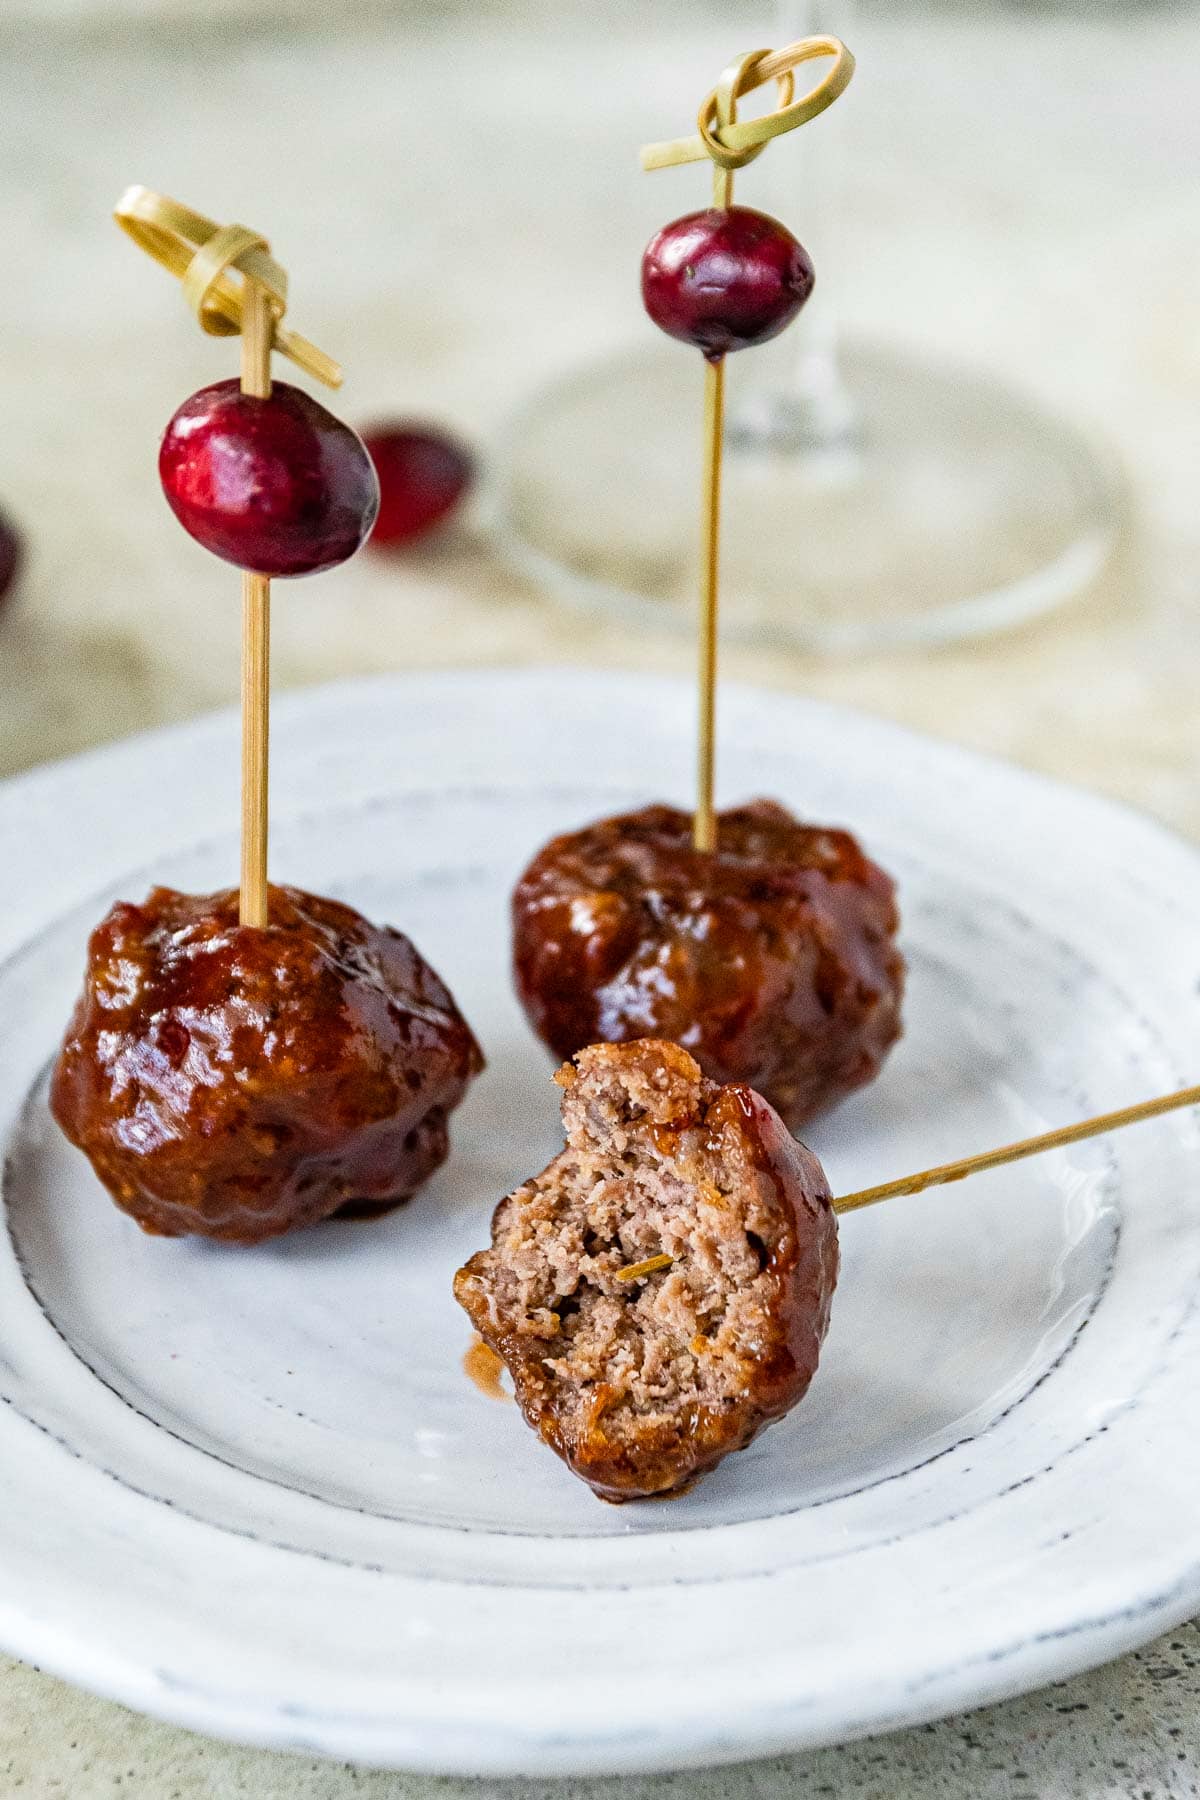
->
[[729, 0, 857, 450]]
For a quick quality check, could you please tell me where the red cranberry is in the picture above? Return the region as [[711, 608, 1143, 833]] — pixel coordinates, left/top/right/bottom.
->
[[159, 379, 380, 578], [0, 506, 23, 609], [361, 425, 474, 548], [641, 206, 814, 361]]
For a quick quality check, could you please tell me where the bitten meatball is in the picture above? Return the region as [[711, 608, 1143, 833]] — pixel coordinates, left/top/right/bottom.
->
[[454, 1039, 838, 1501], [51, 884, 483, 1244], [512, 800, 904, 1130]]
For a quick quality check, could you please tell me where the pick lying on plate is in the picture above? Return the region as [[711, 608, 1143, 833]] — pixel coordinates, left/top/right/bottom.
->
[[456, 1036, 1200, 1502]]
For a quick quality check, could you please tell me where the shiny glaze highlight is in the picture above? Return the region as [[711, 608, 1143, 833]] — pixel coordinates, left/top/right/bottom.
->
[[51, 883, 483, 1243], [512, 800, 904, 1130]]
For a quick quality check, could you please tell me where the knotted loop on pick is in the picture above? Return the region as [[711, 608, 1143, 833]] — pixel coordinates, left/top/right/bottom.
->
[[180, 221, 286, 336], [696, 49, 794, 173], [112, 186, 341, 388], [640, 34, 854, 176]]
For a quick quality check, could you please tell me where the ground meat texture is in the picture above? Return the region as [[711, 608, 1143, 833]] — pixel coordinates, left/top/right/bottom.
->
[[454, 1039, 839, 1501], [51, 884, 484, 1244], [512, 800, 904, 1131]]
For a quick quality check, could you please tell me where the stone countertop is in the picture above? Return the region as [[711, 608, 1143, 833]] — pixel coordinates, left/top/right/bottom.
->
[[1, 5, 1199, 1794], [2, 1627, 1199, 1798]]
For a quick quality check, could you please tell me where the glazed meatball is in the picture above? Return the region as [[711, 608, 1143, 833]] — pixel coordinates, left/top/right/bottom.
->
[[454, 1039, 838, 1501], [51, 884, 483, 1244], [512, 800, 903, 1130]]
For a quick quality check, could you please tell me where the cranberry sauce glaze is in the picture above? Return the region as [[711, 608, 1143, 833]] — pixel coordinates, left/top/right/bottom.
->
[[512, 800, 904, 1130], [51, 885, 483, 1243]]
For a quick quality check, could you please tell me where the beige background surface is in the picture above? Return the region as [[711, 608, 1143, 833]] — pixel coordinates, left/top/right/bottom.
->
[[1, 5, 1198, 1793]]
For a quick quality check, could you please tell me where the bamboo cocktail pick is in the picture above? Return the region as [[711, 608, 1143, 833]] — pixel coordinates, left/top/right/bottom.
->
[[833, 1080, 1200, 1214], [640, 38, 854, 853], [617, 1080, 1200, 1280], [113, 187, 349, 929], [237, 282, 274, 928]]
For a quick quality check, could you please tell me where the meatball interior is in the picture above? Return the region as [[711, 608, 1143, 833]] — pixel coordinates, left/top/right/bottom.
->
[[454, 1039, 838, 1502]]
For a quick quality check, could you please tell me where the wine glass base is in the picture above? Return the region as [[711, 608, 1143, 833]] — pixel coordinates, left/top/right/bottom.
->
[[492, 339, 1120, 654]]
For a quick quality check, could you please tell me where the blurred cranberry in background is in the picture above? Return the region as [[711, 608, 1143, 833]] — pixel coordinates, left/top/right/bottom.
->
[[361, 425, 474, 549], [0, 507, 23, 610]]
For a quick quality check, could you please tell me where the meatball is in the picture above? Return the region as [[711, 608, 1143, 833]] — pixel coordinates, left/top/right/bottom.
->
[[51, 884, 483, 1244], [454, 1039, 839, 1501], [512, 800, 904, 1130]]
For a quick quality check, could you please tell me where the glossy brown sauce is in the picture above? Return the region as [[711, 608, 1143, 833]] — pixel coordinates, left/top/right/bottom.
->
[[50, 883, 483, 1244], [512, 799, 904, 1130], [463, 1335, 511, 1401]]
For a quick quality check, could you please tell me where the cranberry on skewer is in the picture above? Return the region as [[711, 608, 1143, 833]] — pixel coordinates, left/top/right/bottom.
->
[[641, 206, 814, 362], [159, 378, 379, 578], [637, 44, 846, 855]]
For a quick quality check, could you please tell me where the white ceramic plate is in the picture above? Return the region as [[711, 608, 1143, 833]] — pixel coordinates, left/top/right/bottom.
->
[[1, 669, 1199, 1777]]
